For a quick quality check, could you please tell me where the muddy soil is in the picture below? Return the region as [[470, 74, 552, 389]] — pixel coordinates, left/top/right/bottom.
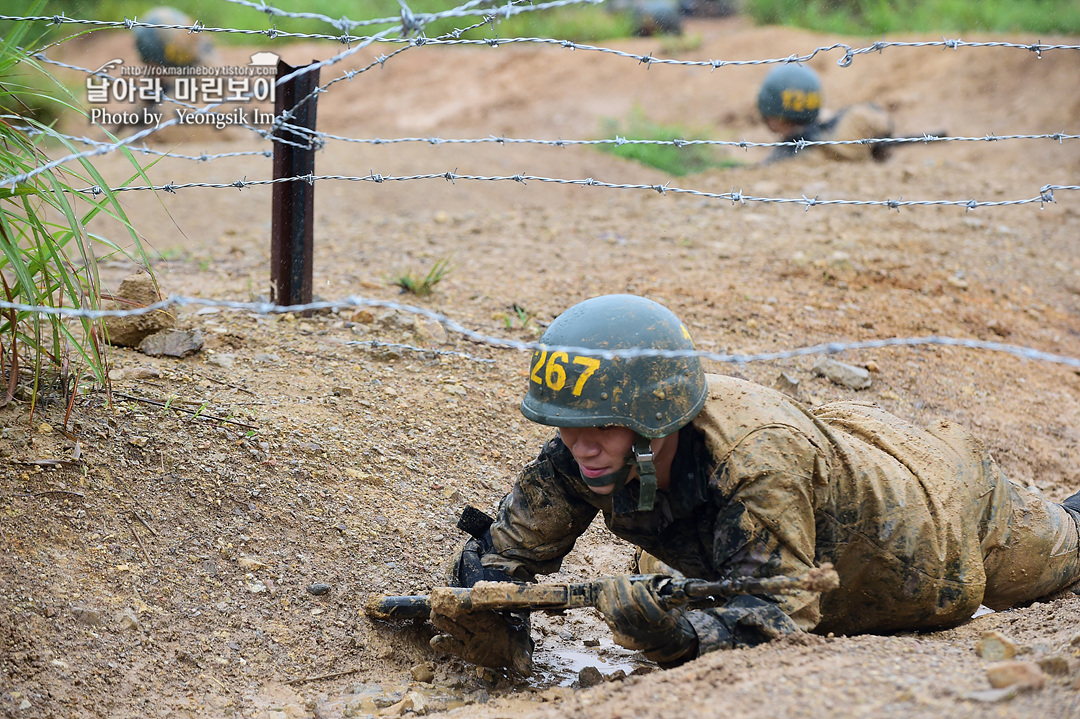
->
[[3, 14, 1080, 719]]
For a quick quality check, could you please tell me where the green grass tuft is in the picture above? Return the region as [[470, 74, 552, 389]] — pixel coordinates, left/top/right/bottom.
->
[[389, 257, 453, 297], [0, 0, 156, 415], [598, 106, 742, 176]]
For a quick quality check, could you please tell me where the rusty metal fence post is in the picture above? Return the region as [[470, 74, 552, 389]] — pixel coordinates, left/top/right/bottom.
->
[[270, 60, 320, 309]]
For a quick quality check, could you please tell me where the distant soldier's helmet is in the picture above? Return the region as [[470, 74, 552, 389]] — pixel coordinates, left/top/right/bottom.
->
[[520, 294, 707, 438], [134, 7, 216, 68], [757, 64, 823, 125]]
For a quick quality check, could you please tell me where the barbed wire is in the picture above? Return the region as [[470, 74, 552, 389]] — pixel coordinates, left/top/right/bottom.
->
[[24, 124, 1080, 164], [2, 294, 1078, 370], [358, 36, 1080, 70], [276, 121, 1080, 151], [62, 171, 1075, 212], [6, 12, 1077, 69], [14, 126, 274, 163], [10, 11, 1078, 184], [222, 0, 603, 33], [0, 0, 599, 46]]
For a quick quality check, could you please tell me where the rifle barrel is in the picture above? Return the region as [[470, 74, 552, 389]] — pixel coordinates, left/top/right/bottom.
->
[[365, 594, 431, 620], [675, 564, 839, 602]]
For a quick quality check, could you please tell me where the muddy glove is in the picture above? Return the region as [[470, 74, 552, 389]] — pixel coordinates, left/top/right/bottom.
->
[[431, 534, 534, 675], [595, 575, 698, 667], [687, 595, 801, 654], [430, 610, 534, 676]]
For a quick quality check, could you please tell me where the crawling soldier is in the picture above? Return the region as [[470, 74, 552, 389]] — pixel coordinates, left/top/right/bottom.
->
[[757, 63, 895, 164], [429, 294, 1080, 675]]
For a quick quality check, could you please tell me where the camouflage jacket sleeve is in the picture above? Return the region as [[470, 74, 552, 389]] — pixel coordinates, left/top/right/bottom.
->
[[482, 438, 601, 582], [689, 425, 827, 653]]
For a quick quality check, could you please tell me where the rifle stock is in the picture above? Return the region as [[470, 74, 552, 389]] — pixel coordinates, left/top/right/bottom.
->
[[365, 563, 839, 621]]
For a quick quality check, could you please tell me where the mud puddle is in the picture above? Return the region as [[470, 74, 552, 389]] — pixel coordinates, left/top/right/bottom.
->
[[318, 621, 646, 718]]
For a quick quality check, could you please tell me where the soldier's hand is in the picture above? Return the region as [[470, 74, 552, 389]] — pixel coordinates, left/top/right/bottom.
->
[[430, 610, 534, 676], [595, 574, 697, 666]]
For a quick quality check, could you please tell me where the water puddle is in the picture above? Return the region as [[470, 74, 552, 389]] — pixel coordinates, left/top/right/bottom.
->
[[530, 636, 646, 687], [321, 609, 649, 716], [317, 636, 648, 717]]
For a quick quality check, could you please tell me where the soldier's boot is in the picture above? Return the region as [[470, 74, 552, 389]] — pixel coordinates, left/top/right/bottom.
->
[[1061, 489, 1080, 594], [1062, 489, 1080, 525]]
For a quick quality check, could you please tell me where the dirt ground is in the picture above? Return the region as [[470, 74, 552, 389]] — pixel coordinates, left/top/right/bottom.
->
[[4, 13, 1080, 719]]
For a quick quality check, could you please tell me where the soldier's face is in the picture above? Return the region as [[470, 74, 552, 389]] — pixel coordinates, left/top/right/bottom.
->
[[561, 425, 657, 495], [561, 427, 679, 494]]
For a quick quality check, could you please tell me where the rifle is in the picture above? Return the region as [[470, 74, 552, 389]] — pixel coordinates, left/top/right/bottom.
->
[[365, 564, 839, 620], [871, 130, 950, 161]]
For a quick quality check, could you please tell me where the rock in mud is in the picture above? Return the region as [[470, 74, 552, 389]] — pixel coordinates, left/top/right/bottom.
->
[[976, 630, 1017, 661], [986, 661, 1046, 690], [207, 353, 235, 368], [139, 328, 204, 358], [411, 663, 435, 683], [578, 666, 604, 688], [102, 273, 176, 347], [774, 371, 800, 397], [812, 357, 872, 389], [116, 609, 139, 632], [71, 606, 104, 626], [1035, 655, 1071, 676]]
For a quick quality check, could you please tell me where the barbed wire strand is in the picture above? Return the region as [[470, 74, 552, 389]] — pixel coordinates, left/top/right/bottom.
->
[[2, 294, 1078, 370], [61, 171, 1074, 211], [276, 121, 1080, 151], [13, 126, 274, 163], [221, 0, 603, 34], [21, 123, 1080, 167], [5, 13, 1077, 67]]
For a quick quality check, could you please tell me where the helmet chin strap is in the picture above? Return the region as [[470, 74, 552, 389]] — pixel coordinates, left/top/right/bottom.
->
[[578, 436, 658, 512]]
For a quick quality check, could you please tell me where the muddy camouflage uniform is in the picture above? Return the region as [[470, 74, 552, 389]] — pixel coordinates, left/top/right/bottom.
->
[[478, 374, 1080, 655], [765, 104, 895, 164]]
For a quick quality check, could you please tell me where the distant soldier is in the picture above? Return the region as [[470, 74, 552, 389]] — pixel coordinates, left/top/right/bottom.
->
[[608, 0, 690, 36], [757, 64, 895, 164], [133, 6, 218, 99], [134, 7, 217, 70]]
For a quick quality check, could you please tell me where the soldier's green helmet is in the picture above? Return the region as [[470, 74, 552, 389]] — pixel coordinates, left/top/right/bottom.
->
[[134, 7, 217, 68], [520, 295, 707, 438], [757, 64, 823, 125]]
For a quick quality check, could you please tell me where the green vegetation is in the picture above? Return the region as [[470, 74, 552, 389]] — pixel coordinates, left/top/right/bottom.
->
[[10, 0, 1077, 46], [599, 106, 741, 176], [497, 303, 537, 331], [0, 1, 152, 413], [744, 0, 1080, 35], [389, 256, 453, 297]]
